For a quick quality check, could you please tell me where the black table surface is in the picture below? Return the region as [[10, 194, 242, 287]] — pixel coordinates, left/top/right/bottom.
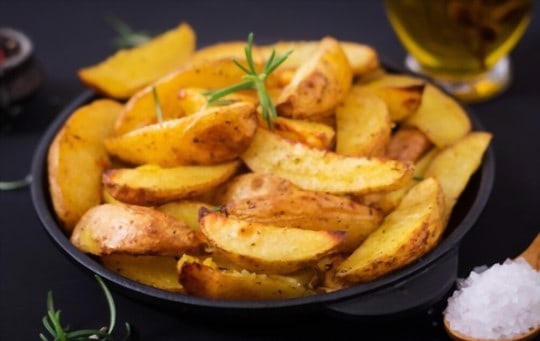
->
[[1, 1, 539, 340]]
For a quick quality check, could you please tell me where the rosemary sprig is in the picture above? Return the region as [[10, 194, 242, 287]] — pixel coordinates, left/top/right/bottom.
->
[[39, 275, 131, 341], [106, 14, 152, 49], [0, 174, 32, 191], [152, 86, 164, 124], [205, 33, 292, 129]]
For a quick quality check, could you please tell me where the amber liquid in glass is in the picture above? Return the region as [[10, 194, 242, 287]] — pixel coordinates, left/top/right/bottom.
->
[[385, 0, 532, 101]]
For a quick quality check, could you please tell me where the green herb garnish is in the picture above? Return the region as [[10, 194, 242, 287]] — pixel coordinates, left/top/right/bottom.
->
[[40, 275, 131, 341], [107, 14, 152, 49], [0, 174, 32, 191], [205, 33, 292, 129]]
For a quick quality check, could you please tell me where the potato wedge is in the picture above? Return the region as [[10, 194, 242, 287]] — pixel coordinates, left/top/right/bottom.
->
[[406, 83, 471, 147], [103, 162, 239, 206], [189, 41, 265, 64], [225, 190, 383, 252], [158, 200, 214, 230], [199, 209, 345, 274], [424, 132, 492, 223], [335, 88, 392, 157], [212, 172, 296, 205], [114, 58, 260, 135], [102, 254, 184, 293], [357, 74, 426, 122], [79, 23, 195, 99], [70, 204, 205, 256], [271, 117, 335, 150], [105, 101, 257, 166], [177, 255, 315, 300], [336, 178, 444, 283], [360, 148, 439, 214], [262, 40, 379, 76], [48, 99, 123, 232], [386, 126, 432, 162], [277, 37, 353, 119], [241, 129, 413, 194]]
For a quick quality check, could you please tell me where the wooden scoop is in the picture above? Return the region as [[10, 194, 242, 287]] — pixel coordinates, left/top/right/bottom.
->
[[444, 233, 540, 341]]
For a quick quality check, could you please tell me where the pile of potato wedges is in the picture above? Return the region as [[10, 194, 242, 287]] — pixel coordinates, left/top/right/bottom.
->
[[47, 22, 492, 300]]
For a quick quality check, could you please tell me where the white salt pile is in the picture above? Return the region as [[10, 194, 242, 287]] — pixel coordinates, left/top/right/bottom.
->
[[444, 257, 540, 340]]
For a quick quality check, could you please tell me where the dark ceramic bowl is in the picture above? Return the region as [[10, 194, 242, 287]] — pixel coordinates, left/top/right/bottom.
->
[[31, 88, 494, 319]]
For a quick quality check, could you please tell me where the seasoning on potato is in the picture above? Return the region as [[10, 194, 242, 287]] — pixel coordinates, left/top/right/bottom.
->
[[47, 23, 492, 300]]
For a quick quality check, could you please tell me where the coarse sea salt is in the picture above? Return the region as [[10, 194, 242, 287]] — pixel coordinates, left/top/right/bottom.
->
[[444, 257, 540, 340]]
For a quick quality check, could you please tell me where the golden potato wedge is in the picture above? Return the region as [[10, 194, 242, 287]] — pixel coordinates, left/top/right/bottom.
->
[[211, 172, 295, 205], [386, 126, 432, 163], [103, 162, 239, 206], [405, 83, 471, 147], [70, 204, 205, 256], [336, 177, 444, 283], [424, 132, 492, 223], [276, 37, 353, 119], [48, 99, 123, 232], [357, 74, 426, 121], [199, 209, 345, 274], [360, 148, 439, 214], [101, 254, 183, 293], [158, 200, 214, 230], [114, 58, 261, 136], [177, 255, 316, 300], [241, 129, 413, 194], [189, 41, 265, 64], [225, 190, 383, 252], [335, 88, 392, 157], [262, 40, 379, 76], [316, 254, 349, 292], [271, 116, 335, 150], [79, 23, 195, 99], [105, 101, 257, 166]]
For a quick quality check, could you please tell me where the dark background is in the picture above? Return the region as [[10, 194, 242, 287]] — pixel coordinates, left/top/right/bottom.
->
[[1, 1, 539, 340]]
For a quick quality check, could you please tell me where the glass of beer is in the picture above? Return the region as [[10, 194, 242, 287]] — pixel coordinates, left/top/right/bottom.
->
[[385, 0, 532, 102]]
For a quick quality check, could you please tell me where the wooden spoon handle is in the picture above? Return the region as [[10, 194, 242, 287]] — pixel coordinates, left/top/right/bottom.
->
[[519, 233, 540, 270]]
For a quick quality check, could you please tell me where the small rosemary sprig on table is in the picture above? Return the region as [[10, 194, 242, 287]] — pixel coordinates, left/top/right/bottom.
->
[[106, 14, 152, 49], [40, 275, 131, 341], [204, 33, 292, 129]]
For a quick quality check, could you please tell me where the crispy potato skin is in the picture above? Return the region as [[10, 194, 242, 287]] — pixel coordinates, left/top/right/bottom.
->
[[79, 23, 195, 99], [224, 177, 383, 252], [105, 102, 257, 166], [199, 210, 345, 274], [336, 178, 444, 283], [48, 99, 123, 233], [277, 37, 353, 119], [386, 127, 432, 163], [70, 204, 205, 256]]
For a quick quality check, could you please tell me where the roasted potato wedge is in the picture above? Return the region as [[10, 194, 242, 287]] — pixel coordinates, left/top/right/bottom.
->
[[277, 37, 353, 119], [177, 255, 316, 300], [158, 200, 214, 230], [225, 190, 383, 252], [406, 83, 471, 147], [336, 177, 445, 283], [336, 88, 392, 157], [424, 131, 492, 223], [48, 99, 123, 232], [102, 254, 184, 293], [271, 117, 335, 150], [114, 58, 261, 135], [199, 209, 345, 274], [105, 101, 257, 166], [103, 162, 239, 206], [79, 23, 195, 99], [356, 73, 426, 121], [386, 126, 432, 162], [71, 204, 205, 256], [241, 129, 413, 194]]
